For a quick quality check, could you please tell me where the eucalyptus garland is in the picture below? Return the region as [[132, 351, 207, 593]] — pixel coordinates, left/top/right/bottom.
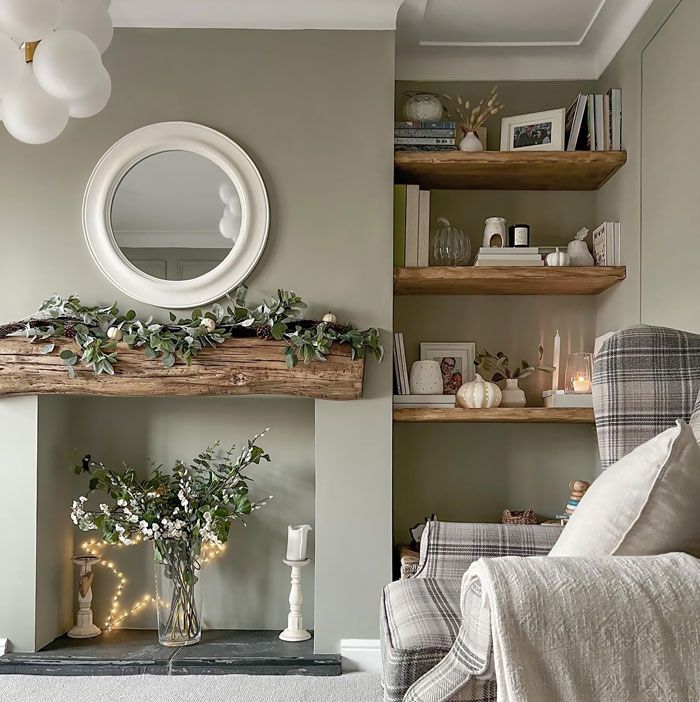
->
[[0, 286, 383, 377]]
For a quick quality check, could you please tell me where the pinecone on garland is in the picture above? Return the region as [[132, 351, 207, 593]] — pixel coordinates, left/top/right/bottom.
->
[[0, 322, 23, 338], [256, 325, 273, 340], [63, 324, 77, 339]]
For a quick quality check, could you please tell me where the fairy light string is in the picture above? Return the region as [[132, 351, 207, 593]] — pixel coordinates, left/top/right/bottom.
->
[[81, 538, 225, 631]]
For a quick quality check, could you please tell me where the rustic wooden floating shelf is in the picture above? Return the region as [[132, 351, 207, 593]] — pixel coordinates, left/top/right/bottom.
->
[[394, 266, 626, 295], [0, 337, 365, 400], [394, 150, 627, 190], [393, 407, 594, 424]]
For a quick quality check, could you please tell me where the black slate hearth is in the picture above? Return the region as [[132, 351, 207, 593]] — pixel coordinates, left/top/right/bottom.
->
[[0, 630, 341, 676]]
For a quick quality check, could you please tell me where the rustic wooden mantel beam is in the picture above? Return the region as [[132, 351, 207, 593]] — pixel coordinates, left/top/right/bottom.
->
[[0, 337, 365, 401]]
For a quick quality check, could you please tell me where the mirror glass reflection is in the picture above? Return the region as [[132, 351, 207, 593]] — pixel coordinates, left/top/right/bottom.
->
[[111, 151, 242, 281]]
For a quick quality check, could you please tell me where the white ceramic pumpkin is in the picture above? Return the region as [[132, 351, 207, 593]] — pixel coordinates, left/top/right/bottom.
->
[[456, 374, 502, 409], [322, 312, 338, 324], [546, 247, 570, 267]]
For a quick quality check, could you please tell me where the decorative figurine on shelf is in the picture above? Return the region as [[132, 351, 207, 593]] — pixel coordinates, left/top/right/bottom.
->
[[565, 479, 591, 515], [322, 312, 338, 324], [483, 216, 507, 248], [546, 247, 570, 267], [566, 227, 595, 266], [68, 554, 101, 639]]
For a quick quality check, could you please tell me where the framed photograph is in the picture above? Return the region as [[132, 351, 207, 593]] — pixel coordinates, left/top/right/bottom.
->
[[420, 342, 475, 395], [500, 109, 566, 151]]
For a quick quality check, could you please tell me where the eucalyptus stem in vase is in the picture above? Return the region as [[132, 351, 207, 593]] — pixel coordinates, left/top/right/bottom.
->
[[71, 433, 272, 646]]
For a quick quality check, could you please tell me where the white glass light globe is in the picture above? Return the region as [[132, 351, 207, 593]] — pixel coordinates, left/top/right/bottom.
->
[[2, 65, 69, 143], [57, 0, 113, 54], [33, 29, 102, 101], [219, 182, 236, 204], [0, 0, 58, 43], [219, 213, 241, 241], [0, 32, 23, 98], [69, 63, 110, 118]]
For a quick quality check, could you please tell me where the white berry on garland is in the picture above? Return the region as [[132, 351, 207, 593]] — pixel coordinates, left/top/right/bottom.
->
[[200, 318, 216, 333], [322, 311, 338, 324], [106, 326, 122, 341]]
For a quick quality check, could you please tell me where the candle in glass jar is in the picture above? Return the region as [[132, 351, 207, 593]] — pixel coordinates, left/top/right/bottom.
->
[[286, 525, 312, 561], [572, 375, 591, 393]]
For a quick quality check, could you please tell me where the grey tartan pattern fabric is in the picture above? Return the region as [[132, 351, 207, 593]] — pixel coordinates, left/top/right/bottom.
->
[[404, 579, 496, 702], [593, 325, 700, 467], [416, 521, 562, 580], [381, 523, 561, 701]]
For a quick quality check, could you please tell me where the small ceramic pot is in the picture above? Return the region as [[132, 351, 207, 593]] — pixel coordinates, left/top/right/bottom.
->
[[459, 131, 483, 152], [500, 378, 526, 408], [409, 360, 443, 395]]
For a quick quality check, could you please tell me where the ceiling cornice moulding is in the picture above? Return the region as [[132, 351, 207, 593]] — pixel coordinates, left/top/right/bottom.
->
[[110, 0, 404, 30], [396, 0, 655, 80]]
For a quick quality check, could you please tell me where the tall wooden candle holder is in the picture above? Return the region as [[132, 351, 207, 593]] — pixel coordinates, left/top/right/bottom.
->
[[279, 559, 311, 642]]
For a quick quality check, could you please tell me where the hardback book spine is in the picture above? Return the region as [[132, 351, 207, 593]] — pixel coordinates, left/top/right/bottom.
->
[[587, 94, 596, 151], [475, 260, 544, 267], [404, 186, 420, 267], [394, 137, 456, 145], [397, 333, 410, 394], [592, 222, 607, 266], [603, 93, 611, 150], [594, 94, 605, 151], [394, 145, 457, 152], [608, 88, 622, 150], [418, 190, 430, 267], [613, 221, 621, 265], [394, 121, 456, 129], [393, 185, 406, 267], [394, 129, 456, 138], [393, 333, 402, 394]]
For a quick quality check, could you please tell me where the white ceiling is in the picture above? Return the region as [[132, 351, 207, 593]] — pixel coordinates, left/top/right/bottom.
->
[[108, 0, 655, 79]]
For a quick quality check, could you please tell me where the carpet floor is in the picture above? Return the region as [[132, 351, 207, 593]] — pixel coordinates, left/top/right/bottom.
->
[[0, 672, 384, 702]]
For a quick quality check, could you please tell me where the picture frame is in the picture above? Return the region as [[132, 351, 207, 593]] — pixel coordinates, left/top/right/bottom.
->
[[500, 109, 566, 151], [420, 342, 476, 395]]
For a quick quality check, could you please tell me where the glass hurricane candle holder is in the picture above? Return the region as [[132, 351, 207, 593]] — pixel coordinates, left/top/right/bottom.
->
[[566, 352, 593, 394]]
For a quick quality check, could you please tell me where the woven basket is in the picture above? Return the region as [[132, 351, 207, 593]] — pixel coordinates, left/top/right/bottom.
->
[[501, 509, 537, 525]]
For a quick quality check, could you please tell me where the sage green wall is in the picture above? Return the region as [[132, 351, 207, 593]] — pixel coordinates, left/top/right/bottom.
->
[[0, 29, 393, 652], [640, 0, 699, 332], [392, 82, 599, 540], [594, 0, 680, 334]]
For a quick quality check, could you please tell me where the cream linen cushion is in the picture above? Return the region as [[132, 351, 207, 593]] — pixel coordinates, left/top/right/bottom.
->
[[549, 419, 700, 557]]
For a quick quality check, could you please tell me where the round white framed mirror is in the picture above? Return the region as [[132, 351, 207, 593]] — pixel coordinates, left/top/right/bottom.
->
[[83, 122, 269, 308]]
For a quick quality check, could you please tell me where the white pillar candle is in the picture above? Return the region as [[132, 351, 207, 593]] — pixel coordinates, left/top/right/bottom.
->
[[572, 376, 591, 393], [286, 524, 312, 561]]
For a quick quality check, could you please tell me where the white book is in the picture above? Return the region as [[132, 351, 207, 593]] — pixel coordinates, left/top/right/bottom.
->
[[613, 221, 621, 265], [477, 254, 542, 262], [478, 247, 540, 255], [475, 259, 544, 267], [544, 393, 593, 408], [609, 88, 622, 150], [394, 403, 457, 409], [418, 190, 430, 267], [394, 394, 452, 404], [404, 186, 420, 267]]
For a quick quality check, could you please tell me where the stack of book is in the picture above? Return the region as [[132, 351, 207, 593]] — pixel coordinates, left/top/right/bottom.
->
[[394, 121, 456, 152], [393, 332, 410, 394], [474, 247, 544, 267], [394, 394, 456, 409], [565, 89, 622, 151], [592, 221, 621, 266], [394, 185, 430, 266]]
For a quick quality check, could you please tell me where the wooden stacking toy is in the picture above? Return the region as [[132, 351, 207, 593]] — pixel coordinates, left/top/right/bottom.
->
[[565, 479, 590, 515]]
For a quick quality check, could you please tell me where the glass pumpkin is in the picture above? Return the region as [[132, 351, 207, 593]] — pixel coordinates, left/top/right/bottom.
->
[[432, 217, 471, 266], [403, 92, 443, 122]]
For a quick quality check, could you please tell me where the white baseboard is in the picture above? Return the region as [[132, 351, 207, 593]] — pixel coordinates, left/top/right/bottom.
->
[[340, 639, 382, 674]]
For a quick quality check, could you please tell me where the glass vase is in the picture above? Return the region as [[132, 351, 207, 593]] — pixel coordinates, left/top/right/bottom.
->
[[432, 217, 471, 266], [153, 539, 203, 647]]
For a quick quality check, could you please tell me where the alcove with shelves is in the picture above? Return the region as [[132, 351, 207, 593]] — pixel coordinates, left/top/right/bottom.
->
[[392, 79, 624, 544]]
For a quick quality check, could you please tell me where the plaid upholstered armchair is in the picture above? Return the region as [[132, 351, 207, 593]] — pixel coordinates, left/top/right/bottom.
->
[[380, 326, 700, 702]]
